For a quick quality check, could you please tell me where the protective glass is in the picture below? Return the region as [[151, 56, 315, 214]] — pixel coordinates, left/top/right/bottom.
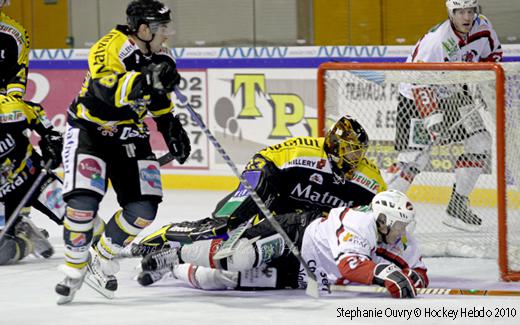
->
[[149, 21, 175, 36]]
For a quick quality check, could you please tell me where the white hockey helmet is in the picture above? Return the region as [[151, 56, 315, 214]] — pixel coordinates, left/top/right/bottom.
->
[[372, 190, 415, 243], [446, 0, 479, 18]]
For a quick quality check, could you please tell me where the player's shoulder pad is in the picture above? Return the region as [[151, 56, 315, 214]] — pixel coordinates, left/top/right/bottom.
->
[[335, 208, 377, 249], [0, 97, 32, 123], [352, 158, 387, 192], [89, 28, 128, 75], [259, 136, 325, 166], [475, 14, 493, 29], [0, 13, 30, 47]]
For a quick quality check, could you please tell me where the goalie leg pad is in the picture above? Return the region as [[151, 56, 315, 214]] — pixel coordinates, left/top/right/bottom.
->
[[0, 236, 28, 265], [237, 267, 278, 290], [173, 263, 238, 290]]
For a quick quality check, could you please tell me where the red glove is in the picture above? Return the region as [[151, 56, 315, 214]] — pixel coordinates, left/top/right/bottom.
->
[[404, 268, 429, 288]]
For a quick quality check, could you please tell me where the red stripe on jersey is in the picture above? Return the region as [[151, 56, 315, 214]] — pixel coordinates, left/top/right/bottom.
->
[[338, 256, 376, 285], [208, 238, 223, 269], [187, 264, 201, 288], [375, 247, 410, 270], [412, 88, 438, 118], [335, 208, 350, 245], [466, 30, 493, 49], [455, 159, 484, 168]]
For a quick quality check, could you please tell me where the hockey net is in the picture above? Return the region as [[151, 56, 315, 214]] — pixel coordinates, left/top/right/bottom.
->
[[317, 62, 520, 281]]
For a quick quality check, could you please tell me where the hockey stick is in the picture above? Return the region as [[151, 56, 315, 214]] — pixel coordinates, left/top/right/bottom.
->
[[328, 284, 520, 297], [0, 160, 53, 242], [173, 87, 320, 298], [386, 104, 480, 186], [157, 152, 175, 166]]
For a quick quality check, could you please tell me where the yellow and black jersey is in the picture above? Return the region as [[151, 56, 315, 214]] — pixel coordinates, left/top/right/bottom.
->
[[249, 136, 386, 212], [0, 97, 50, 184], [0, 12, 30, 99], [68, 25, 175, 133]]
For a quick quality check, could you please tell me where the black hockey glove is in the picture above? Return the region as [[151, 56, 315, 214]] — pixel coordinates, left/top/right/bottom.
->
[[373, 263, 416, 299], [142, 61, 181, 94], [39, 130, 63, 169], [155, 114, 191, 164]]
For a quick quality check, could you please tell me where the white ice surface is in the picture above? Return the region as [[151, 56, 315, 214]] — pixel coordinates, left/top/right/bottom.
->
[[1, 190, 520, 325]]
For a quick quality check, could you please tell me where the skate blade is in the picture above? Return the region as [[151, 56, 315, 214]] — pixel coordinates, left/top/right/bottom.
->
[[442, 215, 480, 233], [56, 294, 75, 305], [84, 274, 115, 299]]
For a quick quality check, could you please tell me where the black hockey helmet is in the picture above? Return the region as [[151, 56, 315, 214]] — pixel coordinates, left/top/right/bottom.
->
[[324, 115, 369, 179], [126, 0, 172, 34]]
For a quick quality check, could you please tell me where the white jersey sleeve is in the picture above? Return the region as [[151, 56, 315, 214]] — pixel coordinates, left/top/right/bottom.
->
[[301, 206, 378, 286], [400, 15, 503, 98]]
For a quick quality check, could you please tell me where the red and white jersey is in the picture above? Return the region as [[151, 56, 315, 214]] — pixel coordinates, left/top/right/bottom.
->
[[400, 15, 503, 99], [300, 206, 425, 289]]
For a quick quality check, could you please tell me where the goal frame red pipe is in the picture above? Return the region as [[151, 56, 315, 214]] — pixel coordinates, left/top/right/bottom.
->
[[317, 62, 516, 281]]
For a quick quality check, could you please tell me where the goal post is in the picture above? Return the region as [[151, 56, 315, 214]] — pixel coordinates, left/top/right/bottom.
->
[[317, 62, 520, 281]]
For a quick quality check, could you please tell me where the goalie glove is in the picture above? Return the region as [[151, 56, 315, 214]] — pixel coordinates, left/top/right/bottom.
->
[[372, 263, 416, 298], [422, 111, 449, 143], [155, 114, 191, 164], [39, 130, 63, 169]]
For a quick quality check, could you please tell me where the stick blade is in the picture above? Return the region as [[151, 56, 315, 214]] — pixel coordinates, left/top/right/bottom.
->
[[305, 278, 320, 298]]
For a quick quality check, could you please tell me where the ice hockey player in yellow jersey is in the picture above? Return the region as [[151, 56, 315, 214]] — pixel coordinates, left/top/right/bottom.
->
[[55, 0, 191, 304]]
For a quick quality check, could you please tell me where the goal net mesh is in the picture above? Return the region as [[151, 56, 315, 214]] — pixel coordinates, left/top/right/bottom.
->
[[321, 63, 520, 279]]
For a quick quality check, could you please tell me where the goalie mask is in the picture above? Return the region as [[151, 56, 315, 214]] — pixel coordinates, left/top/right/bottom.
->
[[372, 190, 416, 245], [324, 115, 369, 180]]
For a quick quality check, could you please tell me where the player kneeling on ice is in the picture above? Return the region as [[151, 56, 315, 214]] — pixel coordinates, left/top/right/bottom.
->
[[0, 98, 62, 264], [134, 190, 427, 298]]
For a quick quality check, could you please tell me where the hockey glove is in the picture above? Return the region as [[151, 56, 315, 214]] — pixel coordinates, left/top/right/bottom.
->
[[155, 114, 191, 164], [372, 263, 416, 298], [142, 61, 181, 94], [423, 111, 449, 144], [404, 268, 429, 288], [39, 130, 63, 169]]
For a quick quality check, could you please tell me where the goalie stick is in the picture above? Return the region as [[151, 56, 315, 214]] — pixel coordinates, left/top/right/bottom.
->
[[173, 87, 320, 298], [0, 160, 53, 242], [328, 284, 520, 297]]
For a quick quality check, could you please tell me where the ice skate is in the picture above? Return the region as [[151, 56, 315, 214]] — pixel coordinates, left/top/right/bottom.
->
[[443, 186, 482, 232], [137, 269, 172, 286], [15, 217, 54, 258], [55, 264, 87, 305], [141, 247, 179, 272], [137, 248, 178, 286], [84, 247, 119, 299]]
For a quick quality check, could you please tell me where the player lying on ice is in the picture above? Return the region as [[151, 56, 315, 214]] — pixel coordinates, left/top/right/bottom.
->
[[125, 114, 387, 284], [138, 189, 427, 298]]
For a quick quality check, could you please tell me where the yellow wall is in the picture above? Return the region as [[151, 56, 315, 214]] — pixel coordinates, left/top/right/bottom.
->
[[314, 0, 446, 45], [4, 0, 69, 49], [382, 0, 446, 45], [313, 0, 349, 45], [350, 0, 382, 45]]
